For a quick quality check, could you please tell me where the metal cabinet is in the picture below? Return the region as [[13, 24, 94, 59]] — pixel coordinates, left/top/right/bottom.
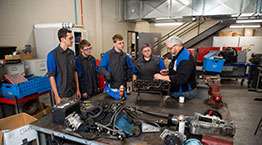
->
[[34, 27, 87, 59]]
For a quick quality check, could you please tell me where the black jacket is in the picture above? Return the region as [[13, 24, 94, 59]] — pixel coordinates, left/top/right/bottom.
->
[[76, 54, 98, 97], [168, 48, 196, 92], [98, 48, 133, 88], [133, 55, 166, 80]]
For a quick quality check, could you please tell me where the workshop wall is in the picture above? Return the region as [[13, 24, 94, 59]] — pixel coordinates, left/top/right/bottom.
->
[[0, 0, 135, 59]]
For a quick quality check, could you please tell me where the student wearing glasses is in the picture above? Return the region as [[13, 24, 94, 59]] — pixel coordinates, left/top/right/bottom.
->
[[98, 34, 133, 89], [154, 36, 196, 99], [47, 28, 81, 104], [76, 40, 98, 99], [132, 43, 166, 90]]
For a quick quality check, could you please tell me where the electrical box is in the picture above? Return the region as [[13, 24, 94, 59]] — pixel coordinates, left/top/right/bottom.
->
[[4, 63, 25, 75], [23, 59, 47, 76]]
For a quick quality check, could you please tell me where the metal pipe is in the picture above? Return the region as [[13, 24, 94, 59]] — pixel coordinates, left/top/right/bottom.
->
[[74, 0, 78, 25], [80, 0, 84, 26]]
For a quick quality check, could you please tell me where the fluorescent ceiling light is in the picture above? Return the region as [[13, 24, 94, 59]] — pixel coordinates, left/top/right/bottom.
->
[[236, 19, 262, 23], [155, 22, 184, 26], [239, 13, 254, 17], [155, 17, 170, 20], [230, 24, 261, 28], [231, 14, 239, 17]]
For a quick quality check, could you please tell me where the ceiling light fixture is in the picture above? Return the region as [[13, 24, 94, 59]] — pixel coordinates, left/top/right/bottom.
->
[[236, 19, 262, 23], [229, 24, 261, 28], [155, 22, 184, 26]]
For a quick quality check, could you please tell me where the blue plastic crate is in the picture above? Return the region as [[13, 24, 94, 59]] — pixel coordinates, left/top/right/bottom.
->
[[1, 76, 51, 100], [36, 76, 51, 93], [203, 52, 225, 73], [104, 85, 127, 100]]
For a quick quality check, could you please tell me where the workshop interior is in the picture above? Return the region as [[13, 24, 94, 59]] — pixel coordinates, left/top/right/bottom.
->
[[0, 0, 262, 145]]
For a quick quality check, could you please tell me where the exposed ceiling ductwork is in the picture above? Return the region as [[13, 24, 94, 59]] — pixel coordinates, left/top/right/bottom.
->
[[124, 0, 262, 22]]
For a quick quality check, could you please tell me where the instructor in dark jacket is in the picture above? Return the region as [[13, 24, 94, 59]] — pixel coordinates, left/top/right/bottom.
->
[[154, 36, 196, 99], [98, 34, 133, 89], [76, 40, 98, 98]]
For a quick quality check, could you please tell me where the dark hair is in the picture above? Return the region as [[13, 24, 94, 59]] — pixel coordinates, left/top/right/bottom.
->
[[112, 34, 123, 43], [141, 43, 151, 51], [58, 28, 72, 42], [80, 39, 91, 49]]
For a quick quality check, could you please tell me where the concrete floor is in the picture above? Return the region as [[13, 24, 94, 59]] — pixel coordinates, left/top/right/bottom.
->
[[220, 79, 262, 145], [39, 79, 262, 145]]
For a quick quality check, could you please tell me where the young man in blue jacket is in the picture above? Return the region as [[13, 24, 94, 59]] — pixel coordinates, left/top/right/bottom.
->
[[98, 34, 133, 89], [76, 40, 98, 99], [47, 28, 81, 104]]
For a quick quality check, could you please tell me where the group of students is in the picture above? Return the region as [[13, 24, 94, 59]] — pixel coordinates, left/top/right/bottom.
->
[[47, 28, 197, 104]]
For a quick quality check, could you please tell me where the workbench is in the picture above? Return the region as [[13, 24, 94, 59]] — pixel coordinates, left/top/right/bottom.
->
[[30, 92, 232, 145], [222, 62, 256, 86]]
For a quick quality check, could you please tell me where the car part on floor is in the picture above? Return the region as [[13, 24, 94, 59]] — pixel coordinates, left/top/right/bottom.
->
[[171, 113, 235, 137]]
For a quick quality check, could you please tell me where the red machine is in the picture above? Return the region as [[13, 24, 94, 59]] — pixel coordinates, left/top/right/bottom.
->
[[205, 83, 224, 108], [202, 133, 234, 145], [196, 47, 220, 63]]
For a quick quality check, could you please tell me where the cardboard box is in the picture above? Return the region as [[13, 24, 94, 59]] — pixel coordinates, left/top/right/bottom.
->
[[0, 113, 38, 145], [244, 29, 254, 36], [20, 53, 33, 60], [219, 31, 233, 37], [4, 54, 20, 60], [4, 53, 33, 60], [232, 32, 242, 37], [33, 104, 51, 119]]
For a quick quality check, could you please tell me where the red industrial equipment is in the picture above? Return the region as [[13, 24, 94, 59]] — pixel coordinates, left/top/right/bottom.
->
[[202, 133, 234, 145], [204, 83, 224, 108], [197, 47, 220, 63]]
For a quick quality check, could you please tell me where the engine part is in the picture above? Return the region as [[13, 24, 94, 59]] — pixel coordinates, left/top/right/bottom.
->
[[164, 135, 182, 145], [160, 129, 187, 143], [79, 100, 140, 140], [204, 109, 223, 119], [95, 122, 126, 140], [186, 113, 235, 137], [202, 133, 233, 145], [64, 112, 84, 131], [52, 99, 80, 125], [134, 80, 170, 91], [141, 121, 161, 133]]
